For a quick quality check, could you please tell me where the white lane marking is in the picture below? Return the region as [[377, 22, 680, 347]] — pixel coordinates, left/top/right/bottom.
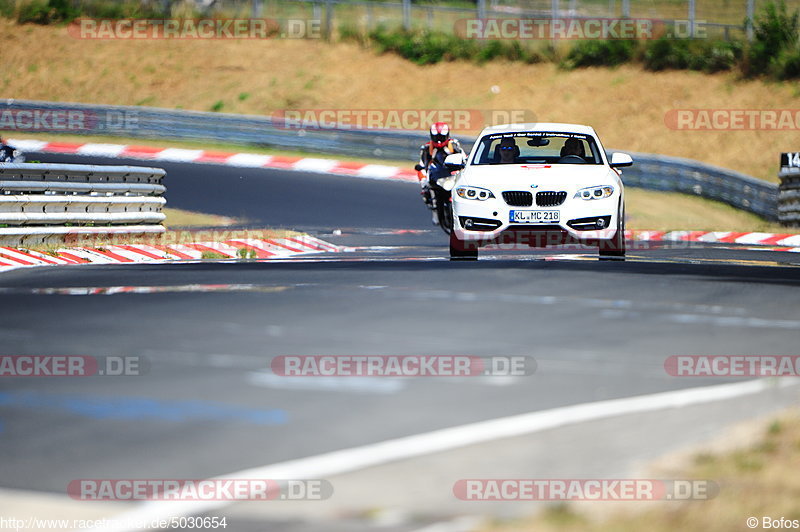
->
[[600, 309, 800, 329], [412, 516, 484, 532], [247, 371, 406, 394], [78, 378, 796, 532], [397, 287, 749, 316], [667, 313, 800, 329]]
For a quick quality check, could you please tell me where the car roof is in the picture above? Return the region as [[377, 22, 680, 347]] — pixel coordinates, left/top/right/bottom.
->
[[479, 123, 597, 136]]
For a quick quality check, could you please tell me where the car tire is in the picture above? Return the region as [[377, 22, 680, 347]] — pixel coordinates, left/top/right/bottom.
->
[[450, 231, 478, 261], [599, 202, 625, 260]]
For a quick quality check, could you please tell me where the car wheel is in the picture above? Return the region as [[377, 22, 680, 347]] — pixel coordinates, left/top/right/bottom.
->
[[450, 231, 478, 261], [599, 202, 625, 260]]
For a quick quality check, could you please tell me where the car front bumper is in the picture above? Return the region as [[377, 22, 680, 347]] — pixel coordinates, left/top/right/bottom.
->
[[452, 195, 621, 247]]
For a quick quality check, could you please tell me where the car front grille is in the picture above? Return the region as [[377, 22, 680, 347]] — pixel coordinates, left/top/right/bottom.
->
[[502, 191, 533, 207], [536, 191, 567, 207]]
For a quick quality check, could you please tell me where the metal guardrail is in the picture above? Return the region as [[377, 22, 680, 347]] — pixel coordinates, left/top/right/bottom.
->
[[1, 99, 421, 161], [1, 99, 779, 220], [0, 162, 167, 245], [618, 151, 778, 221], [778, 152, 800, 226]]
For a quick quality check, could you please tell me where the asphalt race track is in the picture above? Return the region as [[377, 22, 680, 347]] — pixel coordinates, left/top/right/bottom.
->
[[1, 152, 800, 531]]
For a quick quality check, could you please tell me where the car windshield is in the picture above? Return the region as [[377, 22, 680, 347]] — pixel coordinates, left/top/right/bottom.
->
[[471, 132, 603, 166]]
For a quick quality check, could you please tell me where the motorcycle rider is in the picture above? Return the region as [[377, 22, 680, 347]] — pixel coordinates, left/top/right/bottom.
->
[[0, 136, 22, 163], [414, 122, 464, 225]]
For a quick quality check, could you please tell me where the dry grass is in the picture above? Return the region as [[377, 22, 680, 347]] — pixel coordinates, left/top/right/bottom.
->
[[162, 207, 239, 228], [624, 188, 788, 232], [2, 20, 799, 182], [488, 410, 800, 532]]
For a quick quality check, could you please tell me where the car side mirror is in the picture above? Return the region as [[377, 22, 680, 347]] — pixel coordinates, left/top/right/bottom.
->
[[444, 153, 466, 171], [610, 153, 633, 168]]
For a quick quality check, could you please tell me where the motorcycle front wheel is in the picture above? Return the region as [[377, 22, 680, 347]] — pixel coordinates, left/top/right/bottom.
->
[[434, 189, 453, 235]]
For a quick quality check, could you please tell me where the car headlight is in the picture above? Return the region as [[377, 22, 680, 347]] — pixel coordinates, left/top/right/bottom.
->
[[455, 186, 495, 201], [574, 185, 614, 200]]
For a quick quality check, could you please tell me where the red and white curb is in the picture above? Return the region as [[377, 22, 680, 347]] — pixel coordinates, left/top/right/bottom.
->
[[9, 138, 418, 182], [0, 234, 344, 271], [626, 230, 800, 252]]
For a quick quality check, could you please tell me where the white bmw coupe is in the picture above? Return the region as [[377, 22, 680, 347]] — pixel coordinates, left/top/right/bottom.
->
[[445, 123, 632, 260]]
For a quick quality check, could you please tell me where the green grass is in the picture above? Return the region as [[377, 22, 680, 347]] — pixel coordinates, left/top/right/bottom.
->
[[200, 251, 228, 259]]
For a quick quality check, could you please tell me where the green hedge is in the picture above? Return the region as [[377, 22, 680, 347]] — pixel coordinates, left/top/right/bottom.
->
[[10, 0, 165, 24], [642, 38, 742, 73], [561, 39, 637, 68], [364, 26, 543, 65]]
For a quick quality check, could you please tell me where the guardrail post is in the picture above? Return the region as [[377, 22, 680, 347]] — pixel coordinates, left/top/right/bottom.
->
[[313, 2, 322, 28], [477, 0, 486, 22], [688, 0, 696, 37], [251, 0, 262, 19], [746, 0, 755, 41], [403, 0, 411, 31], [324, 0, 333, 40], [621, 0, 629, 18], [779, 152, 800, 227]]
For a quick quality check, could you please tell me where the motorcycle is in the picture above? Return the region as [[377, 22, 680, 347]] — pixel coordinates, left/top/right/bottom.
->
[[0, 142, 25, 163], [415, 155, 461, 235]]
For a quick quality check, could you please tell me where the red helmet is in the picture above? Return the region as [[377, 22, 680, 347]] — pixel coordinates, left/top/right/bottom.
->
[[429, 122, 450, 148]]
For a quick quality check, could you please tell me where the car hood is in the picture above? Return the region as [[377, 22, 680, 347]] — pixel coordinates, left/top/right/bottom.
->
[[459, 164, 618, 191]]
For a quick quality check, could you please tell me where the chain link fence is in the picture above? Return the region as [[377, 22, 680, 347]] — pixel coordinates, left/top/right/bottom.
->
[[197, 0, 800, 41]]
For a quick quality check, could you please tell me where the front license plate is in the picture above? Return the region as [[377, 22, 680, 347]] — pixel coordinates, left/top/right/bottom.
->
[[509, 210, 560, 223]]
